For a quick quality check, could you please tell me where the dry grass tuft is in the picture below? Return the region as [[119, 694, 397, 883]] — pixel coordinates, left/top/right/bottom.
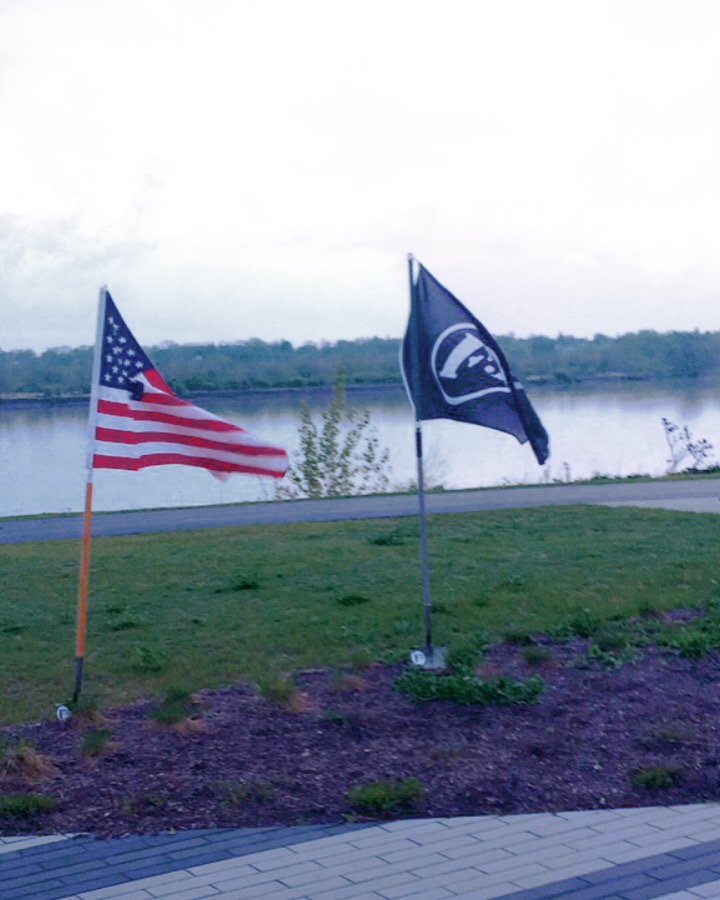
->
[[0, 740, 56, 782]]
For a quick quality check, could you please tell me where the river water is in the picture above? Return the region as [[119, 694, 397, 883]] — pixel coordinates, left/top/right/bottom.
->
[[2, 380, 719, 517]]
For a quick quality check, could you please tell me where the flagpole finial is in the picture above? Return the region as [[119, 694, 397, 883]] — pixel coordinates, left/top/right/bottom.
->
[[407, 252, 414, 262]]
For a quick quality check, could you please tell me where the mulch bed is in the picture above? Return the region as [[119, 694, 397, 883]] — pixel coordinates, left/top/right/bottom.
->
[[3, 625, 720, 836]]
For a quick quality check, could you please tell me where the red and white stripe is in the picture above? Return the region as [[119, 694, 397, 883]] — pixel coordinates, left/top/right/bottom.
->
[[92, 370, 288, 479]]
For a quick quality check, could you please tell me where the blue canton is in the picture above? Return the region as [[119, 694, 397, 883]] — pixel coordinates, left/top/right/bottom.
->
[[98, 293, 153, 394]]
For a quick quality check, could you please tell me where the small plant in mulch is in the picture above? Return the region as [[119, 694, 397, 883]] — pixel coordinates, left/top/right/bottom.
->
[[654, 606, 720, 660], [321, 708, 348, 726], [255, 674, 311, 712], [394, 668, 544, 706], [119, 791, 169, 816], [0, 792, 56, 819], [521, 646, 555, 667], [632, 764, 684, 790], [215, 780, 275, 806], [503, 627, 535, 646], [346, 778, 424, 818], [149, 688, 202, 728], [553, 607, 602, 639], [79, 729, 117, 759], [68, 696, 109, 726], [651, 724, 696, 746], [329, 672, 366, 693], [0, 738, 55, 782], [336, 593, 371, 607]]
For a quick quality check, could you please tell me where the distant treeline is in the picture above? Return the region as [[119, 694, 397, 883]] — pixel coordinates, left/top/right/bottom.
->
[[2, 330, 719, 399]]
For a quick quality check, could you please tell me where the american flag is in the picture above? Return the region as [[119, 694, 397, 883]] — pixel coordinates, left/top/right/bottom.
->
[[92, 291, 289, 480]]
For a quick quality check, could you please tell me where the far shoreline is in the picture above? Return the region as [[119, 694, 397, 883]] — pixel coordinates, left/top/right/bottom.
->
[[2, 372, 719, 410]]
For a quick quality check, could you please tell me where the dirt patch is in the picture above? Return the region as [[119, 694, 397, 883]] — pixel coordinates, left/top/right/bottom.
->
[[3, 636, 720, 836]]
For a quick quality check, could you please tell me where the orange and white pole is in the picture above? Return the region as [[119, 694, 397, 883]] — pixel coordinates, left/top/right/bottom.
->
[[72, 286, 107, 703]]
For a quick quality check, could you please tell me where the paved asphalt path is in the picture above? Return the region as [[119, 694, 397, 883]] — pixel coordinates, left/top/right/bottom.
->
[[2, 478, 719, 544]]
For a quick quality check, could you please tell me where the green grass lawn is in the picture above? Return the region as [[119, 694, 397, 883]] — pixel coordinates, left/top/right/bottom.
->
[[1, 505, 719, 724]]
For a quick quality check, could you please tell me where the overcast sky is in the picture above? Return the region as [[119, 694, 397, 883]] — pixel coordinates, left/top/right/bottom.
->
[[2, 0, 720, 353]]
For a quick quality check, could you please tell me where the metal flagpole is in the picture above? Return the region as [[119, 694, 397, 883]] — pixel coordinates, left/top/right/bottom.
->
[[407, 254, 436, 662], [72, 285, 107, 704]]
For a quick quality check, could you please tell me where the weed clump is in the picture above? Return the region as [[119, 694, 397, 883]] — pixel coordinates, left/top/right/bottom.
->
[[255, 674, 310, 711], [522, 646, 555, 667], [346, 778, 423, 817], [0, 793, 56, 818], [395, 669, 544, 706], [80, 730, 116, 758], [149, 688, 201, 726], [0, 738, 55, 781], [216, 780, 274, 806], [632, 764, 683, 790], [554, 608, 602, 638]]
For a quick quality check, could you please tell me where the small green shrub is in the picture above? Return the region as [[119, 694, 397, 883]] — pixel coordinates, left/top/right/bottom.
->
[[394, 669, 544, 706], [632, 765, 683, 789], [676, 632, 712, 660], [255, 673, 297, 706], [150, 688, 199, 725], [594, 629, 631, 653], [346, 778, 423, 816], [80, 729, 114, 758], [68, 695, 107, 725], [586, 644, 627, 669], [0, 793, 56, 818]]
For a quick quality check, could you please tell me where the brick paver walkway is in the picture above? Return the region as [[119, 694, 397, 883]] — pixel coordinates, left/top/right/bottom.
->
[[4, 805, 720, 899]]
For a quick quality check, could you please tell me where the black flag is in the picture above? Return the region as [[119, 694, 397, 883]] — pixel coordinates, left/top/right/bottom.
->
[[401, 262, 549, 465]]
